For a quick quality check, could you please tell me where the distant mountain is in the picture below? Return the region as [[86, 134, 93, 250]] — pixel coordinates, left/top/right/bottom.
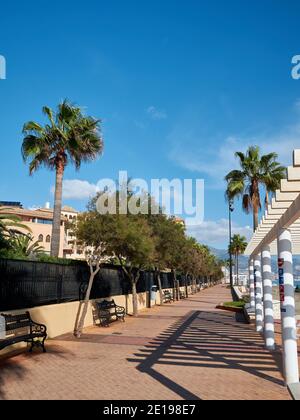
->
[[209, 247, 300, 277], [209, 247, 249, 269], [209, 247, 228, 261]]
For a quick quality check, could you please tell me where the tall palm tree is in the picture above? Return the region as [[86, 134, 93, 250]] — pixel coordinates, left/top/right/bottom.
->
[[260, 153, 287, 207], [229, 234, 247, 286], [22, 100, 103, 257], [225, 146, 286, 231]]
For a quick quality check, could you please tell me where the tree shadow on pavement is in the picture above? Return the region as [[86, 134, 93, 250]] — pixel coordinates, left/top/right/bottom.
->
[[0, 356, 26, 400], [128, 310, 286, 400], [0, 344, 74, 400]]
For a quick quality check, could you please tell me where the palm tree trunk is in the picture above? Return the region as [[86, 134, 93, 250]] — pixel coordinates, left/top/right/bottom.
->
[[265, 190, 269, 209], [51, 163, 64, 257], [237, 254, 239, 286], [252, 180, 260, 232], [235, 253, 238, 284], [253, 210, 259, 232]]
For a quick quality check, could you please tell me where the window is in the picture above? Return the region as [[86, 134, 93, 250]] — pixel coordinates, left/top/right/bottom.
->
[[35, 218, 52, 225], [46, 235, 51, 243], [38, 234, 44, 242]]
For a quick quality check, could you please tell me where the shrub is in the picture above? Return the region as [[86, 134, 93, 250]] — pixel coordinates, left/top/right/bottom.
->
[[37, 254, 85, 266], [223, 300, 246, 309]]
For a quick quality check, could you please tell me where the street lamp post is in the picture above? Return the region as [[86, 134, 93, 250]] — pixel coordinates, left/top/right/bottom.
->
[[228, 200, 234, 288]]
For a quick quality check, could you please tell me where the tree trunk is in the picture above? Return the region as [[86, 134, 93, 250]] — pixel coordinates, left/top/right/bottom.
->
[[265, 190, 269, 209], [253, 210, 259, 232], [172, 269, 177, 301], [74, 264, 100, 338], [132, 280, 138, 317], [156, 269, 164, 305], [237, 254, 239, 286], [252, 180, 260, 232], [235, 254, 238, 285], [185, 274, 189, 298], [51, 163, 64, 257], [193, 276, 197, 293]]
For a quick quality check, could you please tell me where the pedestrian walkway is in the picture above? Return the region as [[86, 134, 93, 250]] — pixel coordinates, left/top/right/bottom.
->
[[0, 285, 293, 400]]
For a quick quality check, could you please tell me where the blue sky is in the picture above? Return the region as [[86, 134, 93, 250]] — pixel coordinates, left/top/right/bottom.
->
[[1, 0, 300, 248]]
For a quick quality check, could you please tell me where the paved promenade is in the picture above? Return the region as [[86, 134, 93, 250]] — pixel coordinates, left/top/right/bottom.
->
[[0, 285, 292, 400]]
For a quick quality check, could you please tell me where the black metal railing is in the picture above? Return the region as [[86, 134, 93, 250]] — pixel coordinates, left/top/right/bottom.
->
[[0, 258, 204, 311]]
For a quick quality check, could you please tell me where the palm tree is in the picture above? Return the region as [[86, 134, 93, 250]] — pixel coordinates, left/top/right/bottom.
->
[[22, 100, 103, 257], [229, 234, 247, 285], [0, 210, 31, 248], [225, 146, 286, 231], [9, 234, 45, 258], [260, 153, 287, 207]]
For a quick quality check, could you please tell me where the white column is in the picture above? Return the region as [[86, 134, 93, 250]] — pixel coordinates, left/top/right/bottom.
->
[[249, 259, 255, 309], [262, 246, 275, 351], [254, 255, 263, 332], [277, 228, 299, 385]]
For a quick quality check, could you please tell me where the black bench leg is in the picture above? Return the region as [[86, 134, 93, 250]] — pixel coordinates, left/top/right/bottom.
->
[[28, 338, 46, 353], [42, 337, 46, 353], [100, 318, 110, 327]]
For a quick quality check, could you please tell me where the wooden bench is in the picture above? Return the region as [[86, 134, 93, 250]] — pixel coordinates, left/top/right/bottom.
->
[[0, 312, 47, 353], [97, 300, 126, 327], [163, 290, 174, 303]]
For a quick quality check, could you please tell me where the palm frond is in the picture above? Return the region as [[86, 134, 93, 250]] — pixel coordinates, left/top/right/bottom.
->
[[242, 194, 251, 214]]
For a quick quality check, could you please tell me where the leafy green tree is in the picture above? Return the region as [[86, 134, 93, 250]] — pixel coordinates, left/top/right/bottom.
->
[[179, 237, 200, 295], [225, 146, 286, 231], [21, 100, 103, 257], [73, 211, 112, 337], [107, 215, 155, 316], [148, 214, 186, 303]]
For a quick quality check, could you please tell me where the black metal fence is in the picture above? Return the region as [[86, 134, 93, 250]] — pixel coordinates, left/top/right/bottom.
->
[[0, 259, 202, 311]]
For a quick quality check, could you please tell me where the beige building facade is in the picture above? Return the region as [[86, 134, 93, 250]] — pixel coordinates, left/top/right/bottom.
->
[[0, 204, 82, 259]]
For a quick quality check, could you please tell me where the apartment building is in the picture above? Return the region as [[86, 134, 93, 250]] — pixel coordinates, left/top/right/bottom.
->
[[0, 202, 82, 260]]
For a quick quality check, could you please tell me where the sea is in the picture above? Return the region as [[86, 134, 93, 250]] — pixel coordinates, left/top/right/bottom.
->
[[272, 280, 300, 316], [272, 280, 300, 288]]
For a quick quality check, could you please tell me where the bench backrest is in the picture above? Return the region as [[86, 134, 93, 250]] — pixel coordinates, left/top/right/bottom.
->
[[97, 300, 116, 310], [0, 312, 32, 340]]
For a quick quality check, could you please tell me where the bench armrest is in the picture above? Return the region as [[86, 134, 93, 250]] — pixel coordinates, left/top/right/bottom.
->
[[30, 321, 47, 336], [115, 305, 125, 315]]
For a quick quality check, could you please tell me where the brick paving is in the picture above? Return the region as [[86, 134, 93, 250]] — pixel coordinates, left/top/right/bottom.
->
[[0, 285, 293, 400]]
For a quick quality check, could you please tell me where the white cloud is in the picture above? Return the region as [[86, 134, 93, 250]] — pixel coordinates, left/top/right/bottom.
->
[[169, 102, 300, 189], [51, 180, 99, 200], [295, 99, 300, 112], [147, 106, 167, 120], [187, 219, 252, 247]]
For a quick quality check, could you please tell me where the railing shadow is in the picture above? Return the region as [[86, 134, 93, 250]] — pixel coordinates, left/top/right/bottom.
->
[[127, 310, 286, 400]]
